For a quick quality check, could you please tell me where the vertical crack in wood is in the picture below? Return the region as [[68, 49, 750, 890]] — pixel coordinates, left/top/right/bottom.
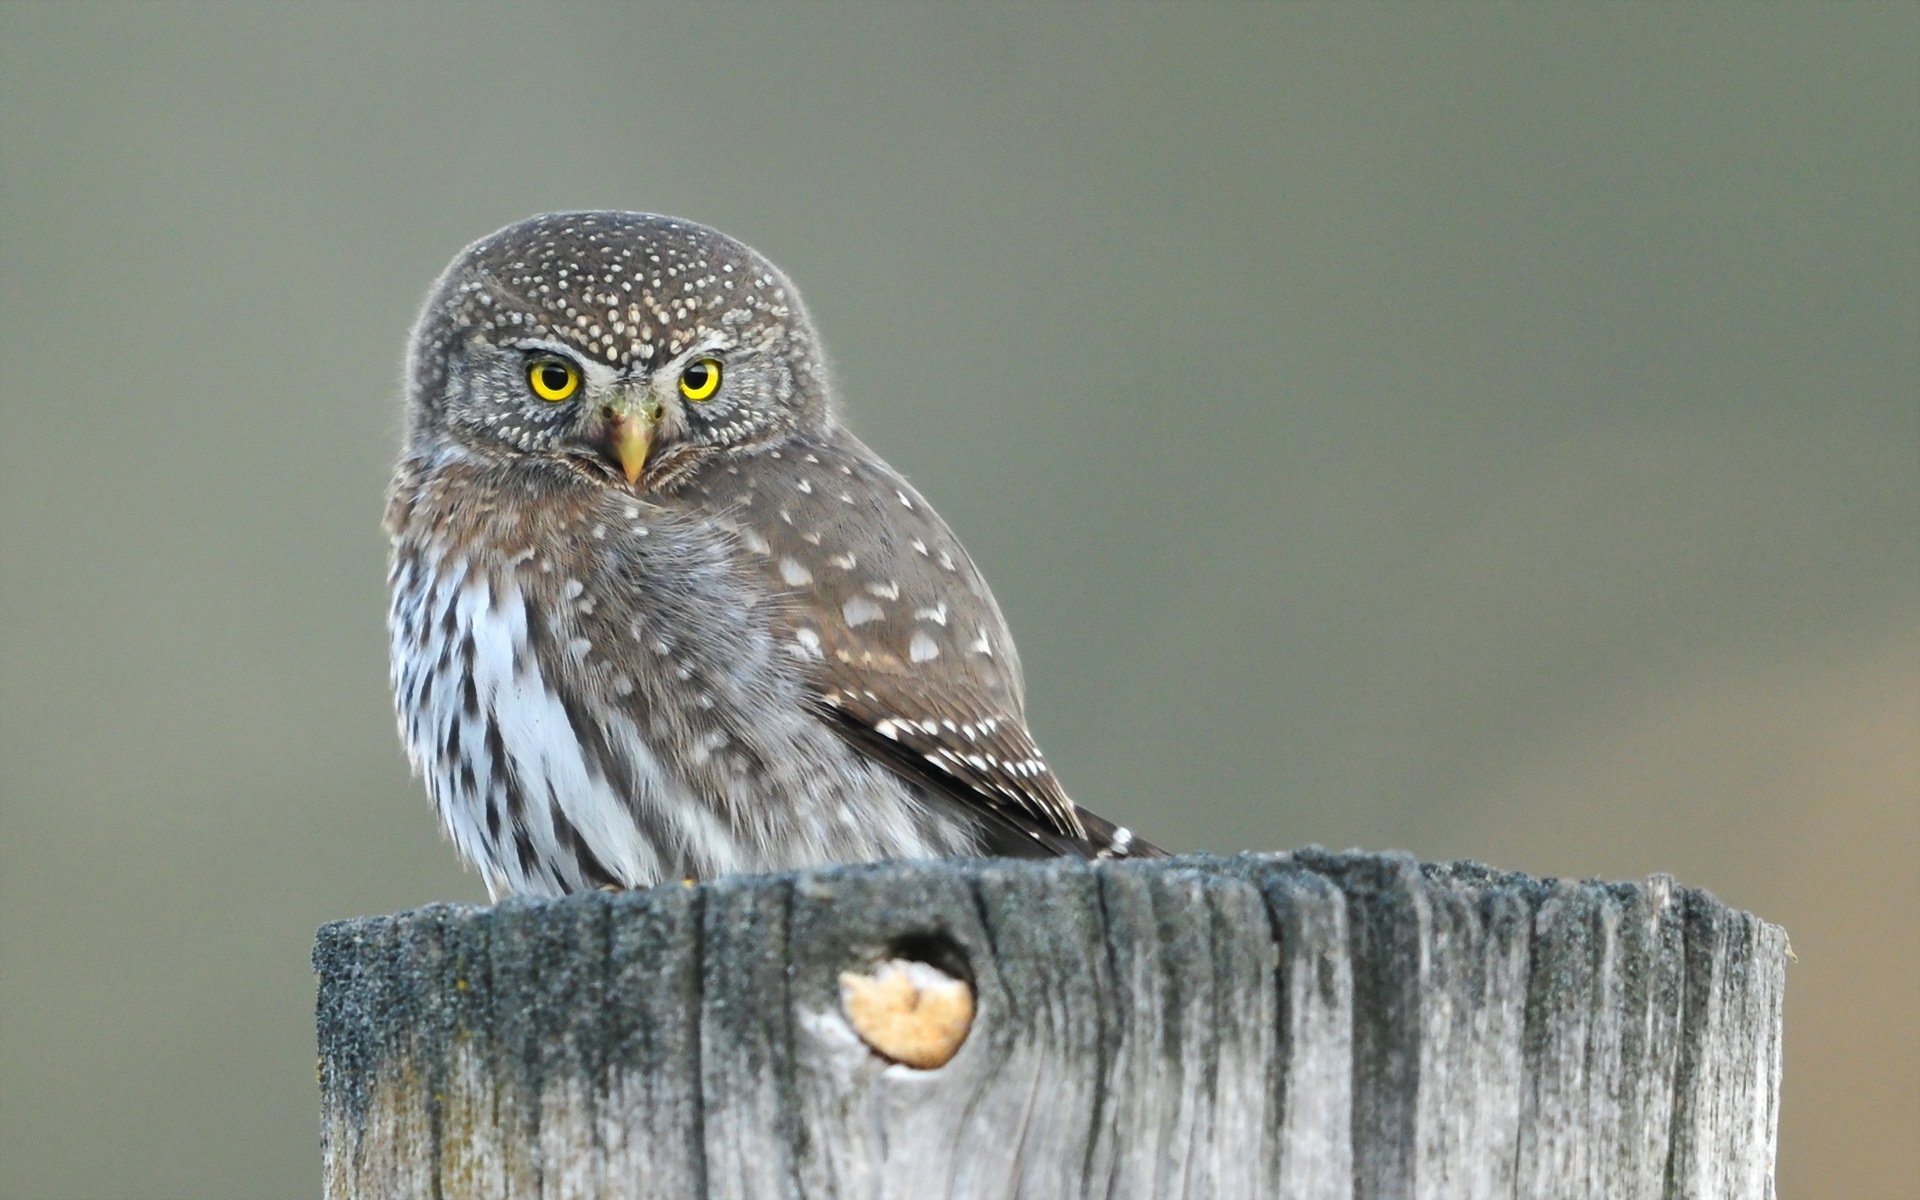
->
[[1237, 856, 1354, 1200], [1294, 849, 1427, 1200], [963, 859, 1112, 1200], [1084, 865, 1125, 1195], [411, 908, 450, 1200], [1236, 856, 1344, 1190], [1247, 865, 1295, 1194], [776, 878, 808, 1193], [684, 886, 709, 1200], [1664, 887, 1715, 1200]]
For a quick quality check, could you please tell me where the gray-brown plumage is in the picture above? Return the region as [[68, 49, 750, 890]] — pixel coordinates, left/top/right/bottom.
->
[[387, 211, 1161, 898]]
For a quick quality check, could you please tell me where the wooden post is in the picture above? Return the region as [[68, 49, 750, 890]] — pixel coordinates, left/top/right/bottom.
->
[[313, 852, 1786, 1199]]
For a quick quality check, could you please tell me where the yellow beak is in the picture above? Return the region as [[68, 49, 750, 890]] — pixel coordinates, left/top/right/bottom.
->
[[604, 395, 661, 485]]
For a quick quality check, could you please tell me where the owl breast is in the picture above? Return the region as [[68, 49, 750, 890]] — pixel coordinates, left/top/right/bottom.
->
[[389, 542, 703, 896]]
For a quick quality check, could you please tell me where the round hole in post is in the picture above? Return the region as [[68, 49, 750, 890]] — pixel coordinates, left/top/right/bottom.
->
[[886, 931, 973, 989], [839, 931, 976, 1070]]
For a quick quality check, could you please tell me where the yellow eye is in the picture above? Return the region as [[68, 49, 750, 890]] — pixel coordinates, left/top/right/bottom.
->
[[678, 357, 722, 402], [527, 358, 580, 402]]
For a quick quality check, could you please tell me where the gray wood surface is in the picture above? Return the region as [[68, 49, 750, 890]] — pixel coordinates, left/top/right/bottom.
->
[[314, 852, 1786, 1199]]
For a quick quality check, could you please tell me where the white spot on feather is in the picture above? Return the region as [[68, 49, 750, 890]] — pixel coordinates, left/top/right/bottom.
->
[[843, 597, 884, 626], [909, 632, 940, 662]]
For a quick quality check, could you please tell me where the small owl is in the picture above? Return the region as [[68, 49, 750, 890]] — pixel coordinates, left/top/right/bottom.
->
[[387, 212, 1162, 898]]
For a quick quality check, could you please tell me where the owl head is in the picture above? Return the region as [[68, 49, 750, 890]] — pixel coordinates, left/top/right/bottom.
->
[[405, 211, 827, 491]]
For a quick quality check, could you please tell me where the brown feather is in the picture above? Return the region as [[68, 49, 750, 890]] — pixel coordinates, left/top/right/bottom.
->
[[676, 428, 1163, 859]]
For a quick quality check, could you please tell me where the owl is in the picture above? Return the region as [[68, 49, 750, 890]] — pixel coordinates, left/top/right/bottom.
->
[[387, 212, 1162, 898]]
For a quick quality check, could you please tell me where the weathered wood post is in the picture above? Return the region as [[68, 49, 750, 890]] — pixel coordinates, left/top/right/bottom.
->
[[314, 851, 1785, 1199]]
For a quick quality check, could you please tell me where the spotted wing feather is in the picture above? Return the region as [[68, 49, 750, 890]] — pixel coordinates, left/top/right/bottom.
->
[[682, 429, 1161, 859]]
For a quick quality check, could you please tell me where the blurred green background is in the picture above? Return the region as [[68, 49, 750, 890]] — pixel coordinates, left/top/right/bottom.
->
[[1, 3, 1912, 1195]]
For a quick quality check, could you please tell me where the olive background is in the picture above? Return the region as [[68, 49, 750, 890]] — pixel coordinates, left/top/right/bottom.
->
[[2, 4, 1913, 1195]]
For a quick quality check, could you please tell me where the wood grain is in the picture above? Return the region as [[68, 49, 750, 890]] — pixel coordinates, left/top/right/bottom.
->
[[315, 852, 1785, 1198]]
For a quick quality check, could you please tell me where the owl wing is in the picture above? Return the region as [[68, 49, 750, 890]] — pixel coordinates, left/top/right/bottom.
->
[[694, 430, 1161, 860]]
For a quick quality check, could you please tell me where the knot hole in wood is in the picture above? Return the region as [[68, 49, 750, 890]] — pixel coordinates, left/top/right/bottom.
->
[[838, 929, 977, 1069]]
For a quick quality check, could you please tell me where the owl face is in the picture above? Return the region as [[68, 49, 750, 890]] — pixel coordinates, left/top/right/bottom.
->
[[407, 212, 826, 491]]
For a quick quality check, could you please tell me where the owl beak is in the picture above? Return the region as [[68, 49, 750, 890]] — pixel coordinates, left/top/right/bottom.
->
[[602, 395, 661, 485]]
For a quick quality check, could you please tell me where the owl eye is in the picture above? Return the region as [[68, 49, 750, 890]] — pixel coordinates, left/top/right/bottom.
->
[[678, 357, 723, 402], [527, 357, 581, 402]]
